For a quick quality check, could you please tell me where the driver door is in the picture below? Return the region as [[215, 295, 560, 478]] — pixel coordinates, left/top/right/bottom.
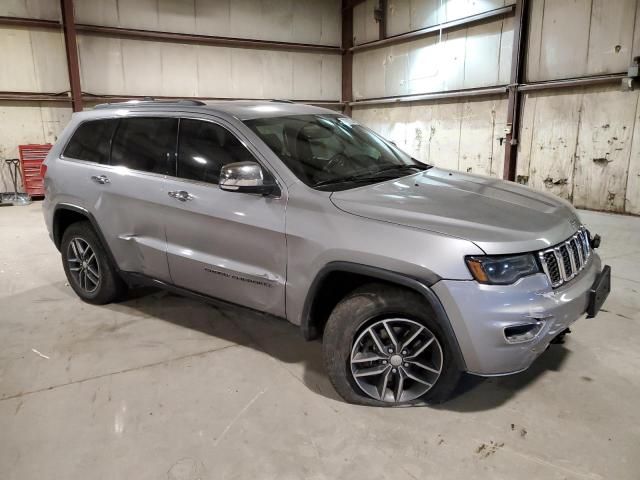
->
[[162, 117, 287, 317]]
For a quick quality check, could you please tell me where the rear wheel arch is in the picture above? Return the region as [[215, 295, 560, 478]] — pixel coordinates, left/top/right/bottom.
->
[[301, 262, 466, 371], [52, 204, 119, 272], [53, 205, 90, 249]]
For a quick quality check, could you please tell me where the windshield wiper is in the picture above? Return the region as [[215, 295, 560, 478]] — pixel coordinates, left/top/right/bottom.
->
[[374, 163, 431, 174], [312, 164, 431, 188], [312, 174, 380, 188]]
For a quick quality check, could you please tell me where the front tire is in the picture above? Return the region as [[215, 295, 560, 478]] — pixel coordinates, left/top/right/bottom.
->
[[61, 221, 126, 304], [322, 283, 461, 406]]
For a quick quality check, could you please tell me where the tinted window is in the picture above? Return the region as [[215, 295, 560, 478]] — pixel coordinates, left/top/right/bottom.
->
[[110, 117, 178, 174], [177, 119, 256, 184], [63, 119, 117, 163]]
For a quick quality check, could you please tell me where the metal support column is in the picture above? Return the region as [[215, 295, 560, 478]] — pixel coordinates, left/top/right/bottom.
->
[[60, 0, 83, 112], [342, 1, 354, 116], [503, 0, 528, 181]]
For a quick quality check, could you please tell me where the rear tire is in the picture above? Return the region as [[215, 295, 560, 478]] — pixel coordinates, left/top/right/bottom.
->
[[61, 221, 126, 304], [322, 283, 461, 406]]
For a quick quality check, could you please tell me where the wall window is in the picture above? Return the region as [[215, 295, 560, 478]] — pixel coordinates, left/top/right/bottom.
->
[[177, 119, 256, 184], [110, 117, 178, 174], [63, 119, 118, 164]]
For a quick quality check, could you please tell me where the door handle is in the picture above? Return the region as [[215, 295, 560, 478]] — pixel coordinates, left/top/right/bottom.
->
[[168, 190, 194, 202], [90, 175, 110, 184]]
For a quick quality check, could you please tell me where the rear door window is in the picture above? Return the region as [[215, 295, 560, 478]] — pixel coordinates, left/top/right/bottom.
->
[[63, 119, 118, 164], [176, 119, 256, 184], [110, 117, 178, 174]]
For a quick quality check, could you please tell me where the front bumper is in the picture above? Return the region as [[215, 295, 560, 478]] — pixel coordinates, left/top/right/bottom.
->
[[433, 253, 603, 376]]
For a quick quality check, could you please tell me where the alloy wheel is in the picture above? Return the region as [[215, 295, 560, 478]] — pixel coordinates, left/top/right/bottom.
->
[[67, 237, 101, 293], [350, 318, 443, 403]]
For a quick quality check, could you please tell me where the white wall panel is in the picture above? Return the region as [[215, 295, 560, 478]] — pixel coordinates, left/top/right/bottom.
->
[[352, 17, 512, 99], [406, 36, 440, 93], [118, 0, 160, 30], [321, 55, 342, 101], [160, 43, 198, 96], [352, 95, 508, 174], [518, 85, 640, 213], [354, 86, 640, 214], [30, 30, 71, 92], [587, 0, 636, 74], [194, 0, 231, 36], [0, 26, 68, 93], [387, 0, 411, 37], [73, 0, 118, 26], [121, 40, 162, 96], [0, 102, 71, 192], [354, 0, 379, 45], [498, 15, 513, 84], [159, 0, 196, 33], [526, 0, 639, 82], [262, 51, 293, 100], [385, 0, 510, 37], [77, 36, 341, 100], [293, 53, 323, 99], [196, 46, 233, 98], [77, 35, 125, 94], [74, 0, 341, 46], [411, 0, 442, 30], [0, 0, 60, 20], [626, 98, 640, 214], [443, 0, 507, 22], [573, 88, 638, 211], [229, 49, 264, 98], [0, 27, 37, 92]]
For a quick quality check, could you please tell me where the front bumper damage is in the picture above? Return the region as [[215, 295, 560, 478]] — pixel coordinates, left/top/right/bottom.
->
[[433, 253, 606, 376]]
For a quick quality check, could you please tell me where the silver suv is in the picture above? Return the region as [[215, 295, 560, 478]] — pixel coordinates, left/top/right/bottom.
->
[[42, 99, 611, 406]]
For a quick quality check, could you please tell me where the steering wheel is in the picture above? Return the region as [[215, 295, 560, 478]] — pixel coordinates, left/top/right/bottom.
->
[[323, 152, 350, 173]]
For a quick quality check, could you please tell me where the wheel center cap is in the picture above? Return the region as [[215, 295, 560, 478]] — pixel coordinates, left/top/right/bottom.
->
[[82, 262, 87, 268], [390, 354, 403, 367]]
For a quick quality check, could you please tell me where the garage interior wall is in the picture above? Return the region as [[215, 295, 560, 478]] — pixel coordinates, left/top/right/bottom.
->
[[0, 0, 342, 193], [350, 0, 640, 215], [2, 0, 639, 216]]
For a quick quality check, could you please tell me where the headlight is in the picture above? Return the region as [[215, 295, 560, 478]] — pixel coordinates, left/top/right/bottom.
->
[[465, 254, 539, 285]]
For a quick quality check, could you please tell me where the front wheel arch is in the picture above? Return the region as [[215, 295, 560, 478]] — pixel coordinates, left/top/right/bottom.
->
[[300, 262, 466, 372]]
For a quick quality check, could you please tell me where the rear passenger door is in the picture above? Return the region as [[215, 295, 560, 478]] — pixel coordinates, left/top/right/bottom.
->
[[66, 116, 177, 281], [95, 116, 178, 280], [163, 117, 287, 317]]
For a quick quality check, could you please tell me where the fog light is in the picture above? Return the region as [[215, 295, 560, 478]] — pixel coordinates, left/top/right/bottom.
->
[[504, 322, 544, 343]]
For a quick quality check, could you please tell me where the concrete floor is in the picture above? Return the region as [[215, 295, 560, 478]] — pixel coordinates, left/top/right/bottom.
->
[[1, 203, 639, 480]]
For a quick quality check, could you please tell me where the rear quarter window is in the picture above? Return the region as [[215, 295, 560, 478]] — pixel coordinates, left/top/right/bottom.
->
[[63, 119, 118, 164]]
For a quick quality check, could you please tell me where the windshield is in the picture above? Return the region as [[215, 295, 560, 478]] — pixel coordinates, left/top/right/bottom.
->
[[244, 114, 430, 190]]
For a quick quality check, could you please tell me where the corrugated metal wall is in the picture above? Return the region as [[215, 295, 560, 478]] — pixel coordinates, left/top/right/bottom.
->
[[0, 0, 341, 193], [351, 0, 640, 215]]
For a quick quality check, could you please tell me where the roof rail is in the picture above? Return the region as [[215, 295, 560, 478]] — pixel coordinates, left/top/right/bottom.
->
[[94, 98, 207, 109], [269, 99, 295, 104]]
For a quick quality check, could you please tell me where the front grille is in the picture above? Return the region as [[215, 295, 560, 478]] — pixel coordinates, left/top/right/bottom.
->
[[538, 228, 591, 288]]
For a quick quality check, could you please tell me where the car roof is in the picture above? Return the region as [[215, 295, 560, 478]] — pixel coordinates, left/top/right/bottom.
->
[[92, 99, 341, 121]]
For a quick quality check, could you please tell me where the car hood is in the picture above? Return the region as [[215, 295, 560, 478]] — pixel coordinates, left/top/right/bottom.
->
[[330, 168, 582, 254]]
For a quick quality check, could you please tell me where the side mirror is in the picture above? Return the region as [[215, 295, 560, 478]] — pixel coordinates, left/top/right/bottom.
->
[[219, 161, 279, 196]]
